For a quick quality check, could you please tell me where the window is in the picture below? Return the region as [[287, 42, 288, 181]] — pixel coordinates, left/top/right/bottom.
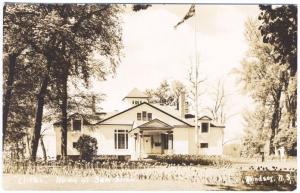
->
[[168, 134, 173, 149], [132, 101, 135, 105], [201, 122, 209, 133], [135, 101, 139, 105], [200, 143, 208, 148], [137, 113, 141, 120], [148, 113, 152, 121], [114, 130, 128, 149], [162, 133, 173, 149], [142, 111, 147, 121], [73, 142, 78, 148], [73, 119, 81, 131]]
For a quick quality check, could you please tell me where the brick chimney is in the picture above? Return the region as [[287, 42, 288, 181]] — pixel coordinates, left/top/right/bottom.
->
[[179, 91, 186, 118]]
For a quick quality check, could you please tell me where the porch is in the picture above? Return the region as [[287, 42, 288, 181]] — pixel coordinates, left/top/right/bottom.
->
[[131, 119, 174, 159]]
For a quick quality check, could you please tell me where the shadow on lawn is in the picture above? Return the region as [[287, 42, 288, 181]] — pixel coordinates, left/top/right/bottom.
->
[[206, 184, 297, 191]]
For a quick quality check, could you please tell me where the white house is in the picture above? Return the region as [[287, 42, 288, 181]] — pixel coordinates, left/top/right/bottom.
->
[[54, 88, 225, 160]]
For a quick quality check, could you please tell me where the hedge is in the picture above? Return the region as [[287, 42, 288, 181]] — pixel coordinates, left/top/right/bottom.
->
[[147, 154, 232, 166]]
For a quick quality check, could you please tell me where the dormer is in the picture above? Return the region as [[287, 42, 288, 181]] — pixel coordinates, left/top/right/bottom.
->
[[123, 88, 149, 107], [198, 116, 212, 133]]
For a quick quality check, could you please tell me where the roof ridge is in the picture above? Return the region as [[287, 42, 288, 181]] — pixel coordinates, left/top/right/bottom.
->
[[96, 102, 192, 126]]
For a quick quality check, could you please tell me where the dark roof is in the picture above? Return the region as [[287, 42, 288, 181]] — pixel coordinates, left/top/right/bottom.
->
[[185, 114, 195, 119], [138, 118, 173, 129], [123, 88, 149, 99], [210, 123, 225, 128], [96, 102, 192, 127], [198, 115, 213, 121], [53, 113, 102, 126]]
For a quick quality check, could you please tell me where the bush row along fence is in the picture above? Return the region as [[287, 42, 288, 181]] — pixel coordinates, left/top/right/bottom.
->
[[147, 155, 232, 167]]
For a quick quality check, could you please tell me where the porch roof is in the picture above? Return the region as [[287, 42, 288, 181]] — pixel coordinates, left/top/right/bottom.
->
[[137, 119, 173, 129], [131, 118, 173, 132]]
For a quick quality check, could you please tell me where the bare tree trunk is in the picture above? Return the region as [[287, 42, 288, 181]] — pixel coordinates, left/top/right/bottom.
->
[[3, 53, 17, 149], [60, 75, 68, 160], [269, 89, 282, 155], [26, 134, 32, 158], [31, 75, 49, 161], [40, 136, 47, 161]]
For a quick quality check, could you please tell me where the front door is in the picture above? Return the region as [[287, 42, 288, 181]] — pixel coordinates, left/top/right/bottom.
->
[[143, 136, 152, 154]]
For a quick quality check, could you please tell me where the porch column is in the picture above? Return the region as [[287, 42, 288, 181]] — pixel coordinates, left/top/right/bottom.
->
[[167, 131, 173, 154], [139, 130, 143, 160]]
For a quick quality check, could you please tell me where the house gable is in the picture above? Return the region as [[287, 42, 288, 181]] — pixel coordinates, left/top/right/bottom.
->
[[96, 102, 192, 127], [137, 118, 173, 129], [198, 115, 213, 121]]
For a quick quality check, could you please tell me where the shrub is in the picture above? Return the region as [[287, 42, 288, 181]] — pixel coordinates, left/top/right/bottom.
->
[[148, 154, 231, 166], [74, 134, 98, 162]]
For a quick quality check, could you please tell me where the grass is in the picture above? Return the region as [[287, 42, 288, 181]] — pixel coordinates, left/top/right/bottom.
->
[[2, 157, 297, 191]]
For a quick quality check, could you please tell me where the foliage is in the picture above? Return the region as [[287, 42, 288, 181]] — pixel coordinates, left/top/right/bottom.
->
[[237, 18, 296, 155], [148, 154, 231, 166], [3, 4, 48, 154], [3, 3, 123, 160], [258, 5, 297, 76], [240, 107, 270, 157], [132, 4, 152, 12], [258, 4, 297, 133], [145, 80, 186, 106], [74, 135, 98, 162], [274, 126, 296, 155]]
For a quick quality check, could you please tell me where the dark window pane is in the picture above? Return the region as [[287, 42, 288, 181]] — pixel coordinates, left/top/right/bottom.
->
[[115, 130, 128, 149], [73, 120, 81, 131], [168, 134, 173, 149], [148, 113, 152, 121], [125, 133, 128, 149], [118, 133, 125, 149], [142, 111, 147, 121], [201, 123, 209, 133], [200, 143, 208, 148], [162, 134, 168, 149], [114, 133, 117, 149], [137, 113, 141, 120], [73, 142, 78, 148]]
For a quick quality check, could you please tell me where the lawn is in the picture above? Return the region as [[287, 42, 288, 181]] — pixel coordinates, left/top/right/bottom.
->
[[2, 157, 297, 191]]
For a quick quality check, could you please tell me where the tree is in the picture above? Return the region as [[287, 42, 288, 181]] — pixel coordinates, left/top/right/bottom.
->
[[4, 4, 122, 161], [132, 4, 152, 12], [238, 18, 284, 155], [74, 134, 98, 162], [258, 5, 297, 76], [258, 5, 297, 130], [206, 80, 226, 125], [238, 17, 297, 156], [145, 80, 186, 107], [171, 80, 187, 109], [187, 60, 205, 154], [42, 4, 122, 160], [2, 4, 42, 149], [240, 107, 270, 157]]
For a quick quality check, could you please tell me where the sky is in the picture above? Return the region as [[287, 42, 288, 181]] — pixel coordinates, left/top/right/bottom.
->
[[90, 4, 260, 140], [42, 4, 261, 157]]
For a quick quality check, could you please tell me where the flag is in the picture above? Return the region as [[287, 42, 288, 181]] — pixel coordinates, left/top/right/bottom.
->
[[174, 5, 196, 29]]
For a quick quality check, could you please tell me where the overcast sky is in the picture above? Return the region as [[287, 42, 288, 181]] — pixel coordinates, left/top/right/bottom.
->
[[89, 5, 260, 140]]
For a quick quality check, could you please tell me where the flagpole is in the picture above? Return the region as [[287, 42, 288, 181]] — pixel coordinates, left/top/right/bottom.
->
[[193, 4, 199, 155], [173, 4, 199, 154]]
